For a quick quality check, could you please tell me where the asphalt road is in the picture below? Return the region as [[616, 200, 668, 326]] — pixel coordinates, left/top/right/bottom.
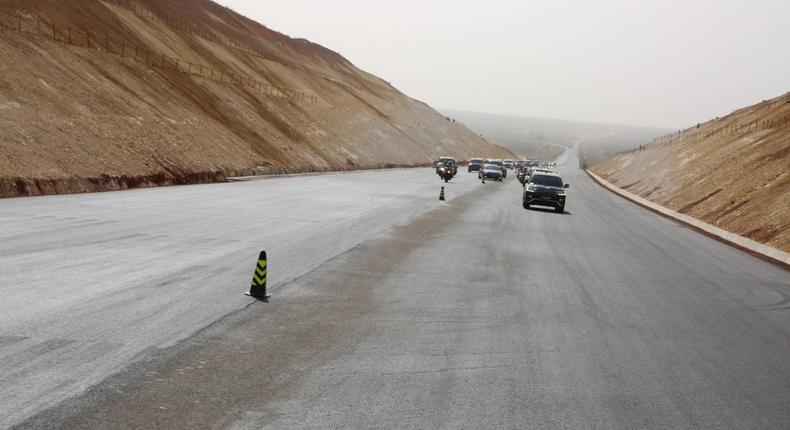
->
[[0, 168, 473, 428], [5, 150, 790, 429]]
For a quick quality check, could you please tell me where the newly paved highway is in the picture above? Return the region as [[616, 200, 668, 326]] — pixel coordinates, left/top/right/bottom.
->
[[4, 150, 790, 429]]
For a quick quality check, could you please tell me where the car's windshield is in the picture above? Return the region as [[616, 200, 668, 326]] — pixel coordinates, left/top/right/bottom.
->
[[490, 161, 503, 166], [470, 159, 482, 164], [531, 175, 564, 187], [484, 165, 498, 171]]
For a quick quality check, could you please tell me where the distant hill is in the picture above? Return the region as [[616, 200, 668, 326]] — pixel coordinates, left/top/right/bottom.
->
[[441, 109, 670, 161], [593, 92, 790, 252]]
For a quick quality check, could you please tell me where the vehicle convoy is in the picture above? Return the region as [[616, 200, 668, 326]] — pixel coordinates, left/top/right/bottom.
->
[[523, 172, 569, 213], [468, 158, 484, 172], [479, 164, 504, 181]]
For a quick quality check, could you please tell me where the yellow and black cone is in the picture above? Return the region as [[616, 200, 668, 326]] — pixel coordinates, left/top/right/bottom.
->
[[246, 250, 271, 301], [439, 186, 445, 201]]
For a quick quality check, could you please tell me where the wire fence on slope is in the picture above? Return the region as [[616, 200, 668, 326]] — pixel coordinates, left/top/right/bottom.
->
[[636, 93, 790, 151], [98, 0, 362, 92], [101, 0, 320, 75], [0, 7, 318, 106]]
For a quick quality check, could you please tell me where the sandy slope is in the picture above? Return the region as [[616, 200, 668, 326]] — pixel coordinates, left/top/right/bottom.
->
[[0, 0, 514, 197], [593, 93, 790, 252]]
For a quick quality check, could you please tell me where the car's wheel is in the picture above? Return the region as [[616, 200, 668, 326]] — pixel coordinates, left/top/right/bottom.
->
[[523, 200, 530, 209], [555, 205, 565, 213]]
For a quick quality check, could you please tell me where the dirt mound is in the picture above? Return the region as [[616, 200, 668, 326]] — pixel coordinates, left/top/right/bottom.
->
[[0, 0, 514, 197], [593, 93, 790, 252]]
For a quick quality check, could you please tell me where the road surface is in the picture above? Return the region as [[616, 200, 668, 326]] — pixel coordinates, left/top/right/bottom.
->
[[0, 168, 472, 428], [4, 151, 790, 429]]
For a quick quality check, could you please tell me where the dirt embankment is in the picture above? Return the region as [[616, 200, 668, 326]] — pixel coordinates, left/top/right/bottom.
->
[[593, 93, 790, 252], [0, 0, 515, 197]]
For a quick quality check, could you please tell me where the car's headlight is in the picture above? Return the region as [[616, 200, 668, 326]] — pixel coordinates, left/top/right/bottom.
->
[[558, 191, 566, 197], [526, 186, 535, 192]]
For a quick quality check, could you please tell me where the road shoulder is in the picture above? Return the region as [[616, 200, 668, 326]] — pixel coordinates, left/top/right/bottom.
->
[[586, 169, 789, 269]]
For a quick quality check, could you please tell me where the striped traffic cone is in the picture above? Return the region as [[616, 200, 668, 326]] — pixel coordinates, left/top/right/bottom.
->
[[246, 250, 271, 301]]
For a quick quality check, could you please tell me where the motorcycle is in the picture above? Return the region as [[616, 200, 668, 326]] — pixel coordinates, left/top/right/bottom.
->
[[438, 166, 455, 183], [517, 170, 527, 185]]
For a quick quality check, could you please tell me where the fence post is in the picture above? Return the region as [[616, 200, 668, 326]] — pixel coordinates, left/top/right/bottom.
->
[[18, 15, 22, 31], [68, 28, 72, 44]]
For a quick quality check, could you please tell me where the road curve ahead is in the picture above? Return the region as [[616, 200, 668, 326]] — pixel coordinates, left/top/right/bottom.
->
[[7, 150, 790, 429]]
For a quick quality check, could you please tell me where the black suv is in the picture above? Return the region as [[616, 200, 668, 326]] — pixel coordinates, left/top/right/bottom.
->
[[468, 158, 484, 172], [523, 173, 569, 213]]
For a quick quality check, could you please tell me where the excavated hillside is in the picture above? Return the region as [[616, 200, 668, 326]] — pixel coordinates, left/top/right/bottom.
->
[[593, 93, 790, 252], [0, 0, 514, 197]]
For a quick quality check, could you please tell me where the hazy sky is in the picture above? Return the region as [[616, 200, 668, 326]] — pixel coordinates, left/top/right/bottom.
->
[[224, 0, 789, 129]]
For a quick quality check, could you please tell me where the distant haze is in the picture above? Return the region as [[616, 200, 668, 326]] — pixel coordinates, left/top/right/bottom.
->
[[224, 0, 789, 129]]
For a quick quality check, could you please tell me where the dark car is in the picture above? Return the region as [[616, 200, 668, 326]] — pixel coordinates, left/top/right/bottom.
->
[[503, 159, 514, 170], [468, 158, 484, 172], [523, 173, 569, 213], [479, 164, 503, 181], [527, 168, 554, 180], [488, 160, 507, 178]]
